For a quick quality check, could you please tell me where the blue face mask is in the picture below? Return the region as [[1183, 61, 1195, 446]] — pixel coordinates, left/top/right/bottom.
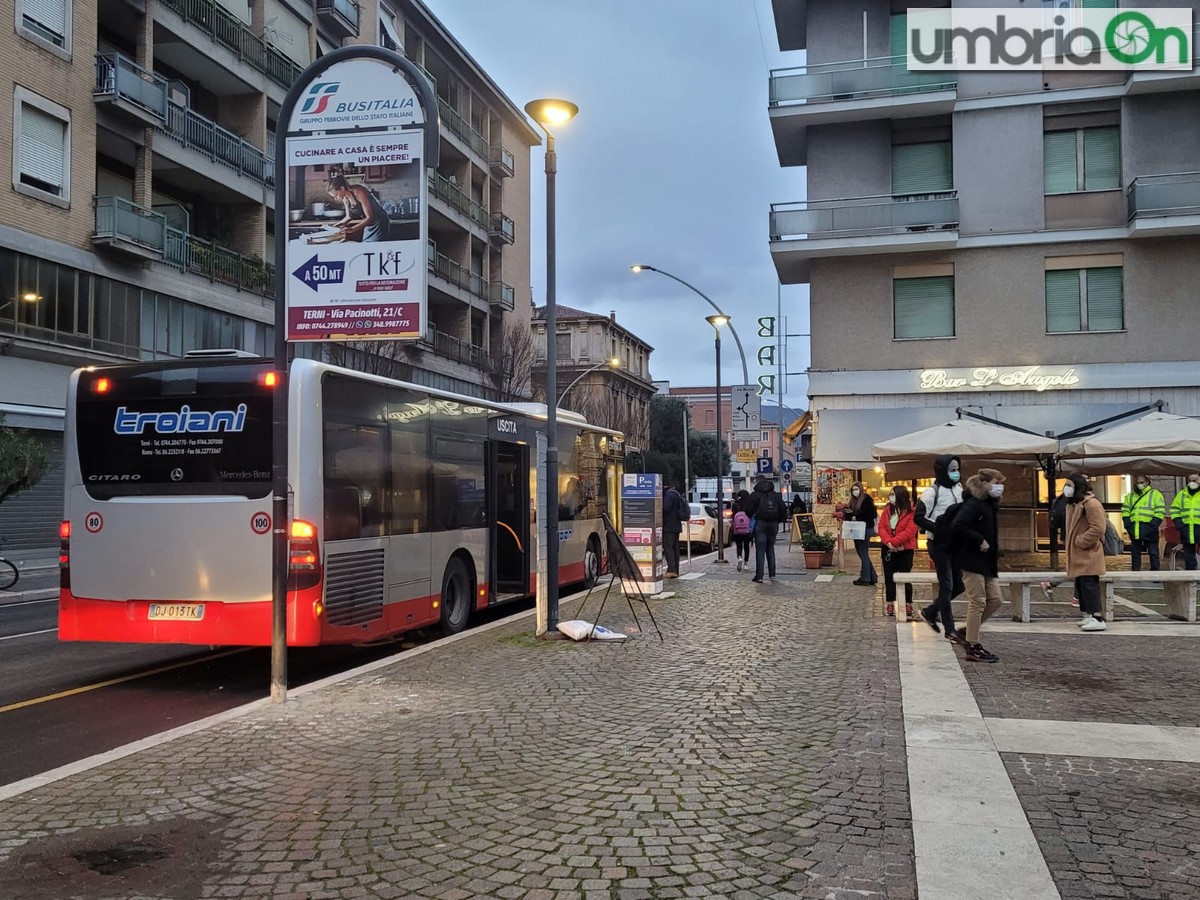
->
[[948, 471, 960, 483]]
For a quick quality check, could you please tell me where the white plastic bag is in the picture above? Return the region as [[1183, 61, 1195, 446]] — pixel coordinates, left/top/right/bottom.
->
[[557, 619, 628, 641], [841, 520, 866, 541]]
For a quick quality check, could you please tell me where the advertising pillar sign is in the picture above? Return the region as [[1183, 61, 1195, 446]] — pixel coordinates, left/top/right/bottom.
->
[[620, 473, 663, 595]]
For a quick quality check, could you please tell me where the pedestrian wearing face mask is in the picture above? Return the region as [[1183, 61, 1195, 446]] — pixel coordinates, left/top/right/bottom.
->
[[949, 468, 1007, 663], [843, 481, 878, 586], [878, 486, 917, 617], [914, 455, 964, 639], [1041, 481, 1080, 608], [1064, 472, 1108, 631], [1122, 477, 1165, 571], [1170, 473, 1200, 570]]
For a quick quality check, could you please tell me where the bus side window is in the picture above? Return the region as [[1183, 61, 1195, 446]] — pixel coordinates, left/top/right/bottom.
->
[[325, 485, 362, 542]]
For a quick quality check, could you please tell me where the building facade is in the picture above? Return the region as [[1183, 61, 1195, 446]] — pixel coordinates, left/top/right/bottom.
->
[[532, 306, 655, 452], [769, 0, 1200, 545], [1, 0, 537, 552]]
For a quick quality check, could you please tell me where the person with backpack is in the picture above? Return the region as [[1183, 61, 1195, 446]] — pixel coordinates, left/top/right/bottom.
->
[[731, 489, 754, 572], [878, 486, 918, 617], [1064, 472, 1108, 631], [949, 468, 1007, 663], [914, 455, 964, 638], [662, 482, 685, 579], [747, 476, 783, 583]]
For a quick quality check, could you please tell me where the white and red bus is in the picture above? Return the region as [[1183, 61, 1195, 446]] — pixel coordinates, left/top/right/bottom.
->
[[58, 354, 624, 645]]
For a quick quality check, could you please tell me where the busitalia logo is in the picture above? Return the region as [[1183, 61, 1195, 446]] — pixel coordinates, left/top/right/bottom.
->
[[907, 8, 1193, 71], [299, 82, 340, 115]]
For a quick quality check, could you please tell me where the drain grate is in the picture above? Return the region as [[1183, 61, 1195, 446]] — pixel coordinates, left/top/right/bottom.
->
[[74, 842, 168, 875]]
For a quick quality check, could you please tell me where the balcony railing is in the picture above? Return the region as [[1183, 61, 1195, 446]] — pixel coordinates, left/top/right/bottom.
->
[[489, 280, 515, 311], [489, 144, 515, 178], [489, 213, 515, 245], [93, 53, 168, 122], [160, 100, 273, 186], [158, 0, 301, 90], [427, 247, 487, 299], [424, 324, 493, 370], [428, 171, 488, 228], [770, 192, 959, 241], [437, 97, 489, 159], [770, 55, 957, 107], [315, 0, 360, 37], [1127, 173, 1200, 221], [164, 228, 275, 297], [94, 196, 167, 254]]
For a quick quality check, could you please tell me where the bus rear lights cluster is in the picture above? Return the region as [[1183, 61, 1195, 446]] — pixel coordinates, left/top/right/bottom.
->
[[288, 520, 321, 590], [257, 371, 280, 388], [91, 377, 111, 393], [58, 520, 71, 588]]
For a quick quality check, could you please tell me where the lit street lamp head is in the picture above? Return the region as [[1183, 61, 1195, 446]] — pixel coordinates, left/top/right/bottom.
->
[[629, 264, 656, 274], [706, 314, 730, 329], [524, 98, 578, 128], [609, 357, 621, 368]]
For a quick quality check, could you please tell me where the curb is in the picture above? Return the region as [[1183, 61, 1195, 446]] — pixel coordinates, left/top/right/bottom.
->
[[0, 588, 57, 606]]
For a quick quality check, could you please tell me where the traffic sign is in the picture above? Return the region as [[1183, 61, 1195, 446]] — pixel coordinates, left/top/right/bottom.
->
[[782, 472, 792, 482], [780, 460, 794, 474], [735, 449, 758, 463], [756, 457, 773, 474], [729, 385, 761, 432]]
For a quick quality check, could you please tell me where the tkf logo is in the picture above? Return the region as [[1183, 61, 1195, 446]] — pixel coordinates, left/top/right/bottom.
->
[[908, 8, 1193, 71], [299, 82, 339, 115]]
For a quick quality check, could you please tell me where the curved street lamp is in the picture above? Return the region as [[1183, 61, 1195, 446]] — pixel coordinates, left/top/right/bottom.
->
[[526, 97, 578, 637], [630, 264, 750, 385], [706, 314, 730, 564], [559, 357, 622, 405]]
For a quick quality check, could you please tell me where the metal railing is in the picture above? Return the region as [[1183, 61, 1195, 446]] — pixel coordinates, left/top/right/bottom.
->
[[93, 53, 168, 121], [770, 192, 959, 241], [489, 280, 515, 311], [489, 213, 515, 244], [427, 247, 487, 299], [163, 228, 275, 297], [428, 171, 488, 228], [1127, 173, 1200, 220], [94, 196, 167, 252], [437, 97, 489, 159], [425, 324, 493, 370], [489, 144, 515, 177], [314, 0, 360, 35], [770, 55, 957, 106], [158, 0, 301, 89], [160, 100, 272, 185]]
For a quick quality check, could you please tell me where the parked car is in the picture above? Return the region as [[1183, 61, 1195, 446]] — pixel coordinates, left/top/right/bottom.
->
[[685, 503, 733, 551]]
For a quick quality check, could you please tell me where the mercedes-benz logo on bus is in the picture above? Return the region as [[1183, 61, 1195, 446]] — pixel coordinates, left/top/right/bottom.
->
[[170, 468, 184, 482]]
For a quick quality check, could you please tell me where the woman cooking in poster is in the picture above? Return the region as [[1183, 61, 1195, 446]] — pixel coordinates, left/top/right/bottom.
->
[[327, 172, 392, 242]]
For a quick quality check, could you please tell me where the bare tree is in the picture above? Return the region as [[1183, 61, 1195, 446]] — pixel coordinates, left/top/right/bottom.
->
[[325, 341, 419, 380], [491, 320, 535, 402]]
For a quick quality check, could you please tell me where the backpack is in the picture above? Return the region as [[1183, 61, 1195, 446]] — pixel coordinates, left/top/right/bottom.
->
[[732, 511, 751, 535], [757, 490, 782, 522], [932, 501, 965, 548], [1103, 520, 1123, 556]]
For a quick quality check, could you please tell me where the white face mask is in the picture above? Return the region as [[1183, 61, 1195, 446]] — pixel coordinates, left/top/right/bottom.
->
[[1062, 484, 1075, 498], [988, 483, 1005, 498], [851, 488, 861, 497], [888, 494, 896, 505], [1136, 482, 1148, 490], [1189, 481, 1200, 491]]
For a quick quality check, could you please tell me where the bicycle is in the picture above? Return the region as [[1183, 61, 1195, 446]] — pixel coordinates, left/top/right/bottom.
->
[[0, 538, 19, 591]]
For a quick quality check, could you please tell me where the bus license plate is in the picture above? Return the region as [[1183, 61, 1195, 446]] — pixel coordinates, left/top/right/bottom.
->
[[148, 603, 205, 621]]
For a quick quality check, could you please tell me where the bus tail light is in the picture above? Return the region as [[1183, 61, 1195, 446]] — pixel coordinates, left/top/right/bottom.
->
[[288, 519, 321, 590], [59, 520, 71, 589]]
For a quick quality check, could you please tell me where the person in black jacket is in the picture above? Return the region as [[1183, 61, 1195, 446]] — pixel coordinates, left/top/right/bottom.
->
[[914, 455, 964, 637], [662, 482, 685, 578], [747, 477, 784, 582], [950, 468, 1006, 663], [843, 481, 878, 586]]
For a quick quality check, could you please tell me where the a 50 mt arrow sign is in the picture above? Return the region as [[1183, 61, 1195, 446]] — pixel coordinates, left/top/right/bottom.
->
[[293, 255, 346, 292]]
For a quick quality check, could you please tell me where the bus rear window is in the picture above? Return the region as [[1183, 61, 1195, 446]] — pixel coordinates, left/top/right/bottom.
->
[[76, 362, 273, 498]]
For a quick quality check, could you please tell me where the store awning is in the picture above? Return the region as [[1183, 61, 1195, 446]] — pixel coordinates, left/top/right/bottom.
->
[[1059, 412, 1200, 458], [782, 411, 811, 444]]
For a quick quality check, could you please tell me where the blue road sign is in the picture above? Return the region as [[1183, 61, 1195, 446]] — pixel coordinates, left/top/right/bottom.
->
[[293, 255, 346, 292], [780, 460, 794, 474], [757, 457, 773, 474]]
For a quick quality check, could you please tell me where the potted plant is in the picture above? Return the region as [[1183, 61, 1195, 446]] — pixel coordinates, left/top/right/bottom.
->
[[801, 531, 837, 568]]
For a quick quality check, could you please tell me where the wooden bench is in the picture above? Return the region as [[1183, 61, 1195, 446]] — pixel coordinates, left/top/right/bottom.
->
[[893, 570, 1200, 623]]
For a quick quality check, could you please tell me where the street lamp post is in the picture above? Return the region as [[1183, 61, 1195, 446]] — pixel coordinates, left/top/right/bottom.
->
[[558, 357, 621, 406], [526, 97, 577, 637], [706, 314, 729, 564]]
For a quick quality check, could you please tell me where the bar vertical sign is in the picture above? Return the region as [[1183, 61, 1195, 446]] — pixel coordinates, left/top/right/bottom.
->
[[283, 53, 432, 342]]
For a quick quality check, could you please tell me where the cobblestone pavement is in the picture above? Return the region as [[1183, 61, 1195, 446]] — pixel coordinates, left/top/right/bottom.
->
[[0, 553, 915, 900]]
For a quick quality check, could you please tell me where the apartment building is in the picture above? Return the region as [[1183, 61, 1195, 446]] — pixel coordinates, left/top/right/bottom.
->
[[769, 0, 1200, 546], [0, 0, 537, 552], [531, 305, 655, 452]]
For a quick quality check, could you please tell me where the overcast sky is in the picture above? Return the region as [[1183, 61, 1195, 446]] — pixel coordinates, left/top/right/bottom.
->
[[423, 0, 811, 410]]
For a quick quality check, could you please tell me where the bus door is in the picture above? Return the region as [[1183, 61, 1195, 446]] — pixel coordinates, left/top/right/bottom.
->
[[486, 440, 529, 600]]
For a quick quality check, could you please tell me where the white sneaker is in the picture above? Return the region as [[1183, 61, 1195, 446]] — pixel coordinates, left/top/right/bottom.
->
[[1081, 617, 1107, 632], [736, 559, 743, 572], [1078, 615, 1094, 627]]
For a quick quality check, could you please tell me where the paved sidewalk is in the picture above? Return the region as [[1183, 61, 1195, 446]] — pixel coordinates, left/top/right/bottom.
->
[[1, 544, 1199, 899]]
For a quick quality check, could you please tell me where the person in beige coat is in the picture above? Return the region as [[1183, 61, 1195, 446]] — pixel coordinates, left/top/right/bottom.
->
[[1064, 473, 1108, 632]]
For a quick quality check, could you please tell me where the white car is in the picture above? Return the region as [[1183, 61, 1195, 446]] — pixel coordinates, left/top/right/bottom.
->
[[684, 503, 733, 551]]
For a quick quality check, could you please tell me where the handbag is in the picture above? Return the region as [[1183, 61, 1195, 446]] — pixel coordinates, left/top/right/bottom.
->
[[841, 520, 866, 540]]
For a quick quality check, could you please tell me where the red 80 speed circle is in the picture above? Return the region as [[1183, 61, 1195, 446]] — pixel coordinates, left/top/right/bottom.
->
[[250, 512, 271, 535], [84, 512, 104, 533]]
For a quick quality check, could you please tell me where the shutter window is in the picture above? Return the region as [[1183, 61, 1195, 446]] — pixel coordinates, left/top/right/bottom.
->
[[890, 14, 907, 60], [1043, 131, 1078, 195], [21, 0, 68, 45], [19, 104, 67, 195], [892, 141, 953, 196], [1045, 126, 1120, 193], [1081, 0, 1117, 9], [1084, 267, 1123, 331], [1045, 270, 1082, 332], [1082, 126, 1120, 191], [894, 276, 954, 339]]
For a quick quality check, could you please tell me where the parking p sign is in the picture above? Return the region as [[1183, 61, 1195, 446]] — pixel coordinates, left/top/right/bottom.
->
[[756, 457, 773, 475]]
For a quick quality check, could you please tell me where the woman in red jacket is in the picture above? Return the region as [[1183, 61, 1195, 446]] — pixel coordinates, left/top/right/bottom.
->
[[878, 485, 919, 617]]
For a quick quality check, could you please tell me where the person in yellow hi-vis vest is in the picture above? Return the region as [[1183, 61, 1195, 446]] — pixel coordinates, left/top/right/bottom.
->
[[1170, 474, 1200, 571], [1122, 477, 1165, 571]]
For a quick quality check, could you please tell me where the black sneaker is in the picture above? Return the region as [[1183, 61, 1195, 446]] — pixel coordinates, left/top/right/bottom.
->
[[947, 628, 968, 646], [920, 607, 941, 634], [751, 577, 763, 584], [965, 643, 999, 663]]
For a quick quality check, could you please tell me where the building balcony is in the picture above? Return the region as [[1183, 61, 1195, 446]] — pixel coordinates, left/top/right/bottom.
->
[[769, 192, 959, 283], [423, 323, 493, 371], [427, 245, 487, 300], [428, 171, 488, 230], [157, 0, 300, 91], [1126, 23, 1200, 95], [93, 53, 168, 127], [163, 228, 274, 298], [315, 0, 360, 38], [1127, 173, 1200, 237], [159, 100, 273, 187], [489, 144, 515, 178], [93, 196, 168, 260], [437, 97, 489, 160], [489, 213, 515, 245], [769, 56, 957, 166], [489, 280, 515, 312]]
